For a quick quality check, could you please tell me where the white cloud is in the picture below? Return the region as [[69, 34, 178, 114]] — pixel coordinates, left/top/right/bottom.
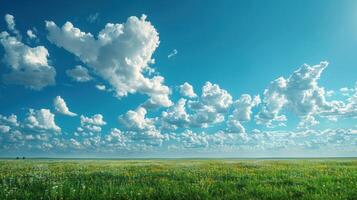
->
[[66, 65, 92, 82], [224, 94, 260, 133], [161, 98, 190, 130], [87, 13, 99, 23], [226, 116, 245, 133], [80, 114, 106, 126], [118, 107, 164, 143], [119, 107, 155, 131], [256, 62, 331, 128], [46, 15, 172, 108], [96, 84, 106, 91], [179, 82, 197, 98], [180, 130, 208, 148], [53, 96, 77, 117], [232, 94, 260, 122], [158, 82, 233, 129], [25, 109, 61, 132], [168, 49, 178, 58], [4, 14, 21, 39], [78, 114, 106, 134], [0, 29, 56, 90], [201, 82, 233, 112], [0, 125, 10, 133], [320, 82, 357, 120], [104, 128, 126, 148], [0, 114, 19, 127], [4, 14, 15, 31], [187, 82, 232, 128], [26, 30, 37, 39]]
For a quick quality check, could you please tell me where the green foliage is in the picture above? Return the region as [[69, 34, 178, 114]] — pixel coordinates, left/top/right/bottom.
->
[[0, 159, 356, 199]]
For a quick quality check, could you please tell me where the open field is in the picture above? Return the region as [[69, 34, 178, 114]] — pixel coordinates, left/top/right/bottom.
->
[[0, 159, 357, 200]]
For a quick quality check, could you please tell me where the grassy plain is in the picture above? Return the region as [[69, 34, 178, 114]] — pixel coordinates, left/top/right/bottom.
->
[[0, 159, 356, 199]]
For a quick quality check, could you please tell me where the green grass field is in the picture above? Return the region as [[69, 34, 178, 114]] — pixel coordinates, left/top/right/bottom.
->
[[0, 159, 356, 200]]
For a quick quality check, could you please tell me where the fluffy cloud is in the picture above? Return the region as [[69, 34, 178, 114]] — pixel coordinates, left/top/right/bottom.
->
[[180, 130, 208, 148], [188, 82, 232, 127], [232, 94, 260, 122], [201, 82, 233, 112], [226, 116, 246, 133], [179, 82, 197, 98], [320, 82, 357, 120], [256, 62, 331, 127], [53, 96, 77, 116], [26, 30, 37, 40], [80, 114, 106, 126], [161, 98, 190, 130], [46, 15, 172, 108], [225, 94, 261, 133], [0, 15, 56, 90], [79, 114, 106, 133], [4, 14, 20, 39], [0, 114, 19, 127], [119, 107, 155, 131], [4, 14, 15, 31], [118, 107, 164, 144], [0, 125, 10, 133], [66, 65, 93, 82], [25, 109, 61, 132], [104, 128, 126, 145], [96, 84, 106, 91], [160, 82, 233, 129]]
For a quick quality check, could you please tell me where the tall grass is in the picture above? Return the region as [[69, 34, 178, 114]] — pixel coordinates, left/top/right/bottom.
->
[[0, 159, 356, 199]]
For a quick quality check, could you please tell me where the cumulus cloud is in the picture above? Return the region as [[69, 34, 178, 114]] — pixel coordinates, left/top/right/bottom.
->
[[224, 94, 261, 133], [0, 114, 19, 127], [118, 107, 163, 144], [25, 109, 61, 132], [179, 82, 197, 98], [26, 30, 37, 40], [80, 114, 106, 126], [161, 98, 190, 130], [201, 82, 233, 112], [0, 125, 10, 133], [180, 130, 208, 148], [256, 62, 332, 128], [161, 82, 233, 129], [53, 96, 77, 116], [77, 114, 106, 134], [187, 82, 232, 128], [119, 107, 155, 131], [46, 15, 172, 108], [320, 82, 357, 120], [66, 65, 93, 82], [0, 15, 56, 90], [4, 14, 21, 39], [232, 94, 260, 122]]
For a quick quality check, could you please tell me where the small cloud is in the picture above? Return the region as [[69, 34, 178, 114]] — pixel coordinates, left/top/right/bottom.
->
[[53, 96, 77, 117], [5, 14, 21, 40], [26, 29, 37, 39], [168, 49, 178, 58], [96, 84, 106, 91], [87, 13, 99, 23], [66, 65, 93, 82]]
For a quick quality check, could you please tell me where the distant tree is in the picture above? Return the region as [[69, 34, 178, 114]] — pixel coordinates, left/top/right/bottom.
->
[[16, 157, 19, 159], [22, 156, 25, 159]]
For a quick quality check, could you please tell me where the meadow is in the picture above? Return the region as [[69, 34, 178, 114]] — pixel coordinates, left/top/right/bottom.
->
[[0, 159, 356, 200]]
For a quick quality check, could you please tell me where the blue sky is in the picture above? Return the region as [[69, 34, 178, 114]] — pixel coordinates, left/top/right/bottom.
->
[[0, 0, 356, 157]]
